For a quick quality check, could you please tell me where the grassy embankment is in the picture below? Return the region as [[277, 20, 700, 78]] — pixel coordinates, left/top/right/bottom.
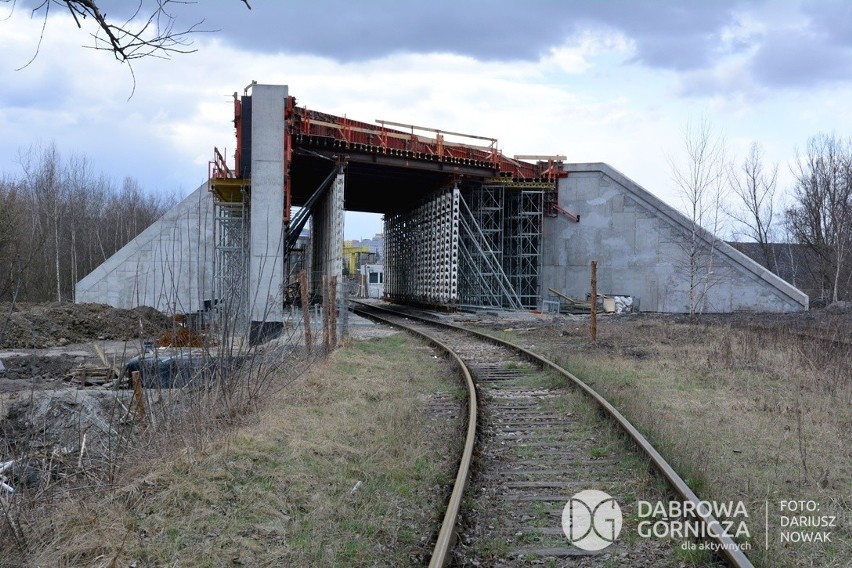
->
[[17, 333, 463, 567], [493, 316, 850, 568]]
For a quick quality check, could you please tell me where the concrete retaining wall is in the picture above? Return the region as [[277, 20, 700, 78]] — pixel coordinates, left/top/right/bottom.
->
[[542, 163, 808, 313], [75, 183, 215, 313]]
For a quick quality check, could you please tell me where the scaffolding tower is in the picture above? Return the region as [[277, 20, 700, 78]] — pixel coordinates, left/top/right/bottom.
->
[[213, 197, 249, 329], [384, 182, 547, 310], [505, 189, 544, 308], [458, 185, 522, 309]]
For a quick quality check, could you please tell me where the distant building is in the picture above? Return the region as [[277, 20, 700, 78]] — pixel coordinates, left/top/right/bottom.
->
[[359, 264, 384, 299], [351, 233, 384, 259]]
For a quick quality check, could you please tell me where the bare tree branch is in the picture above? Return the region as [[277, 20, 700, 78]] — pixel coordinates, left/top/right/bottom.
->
[[12, 0, 50, 71], [3, 0, 248, 94], [726, 142, 779, 272]]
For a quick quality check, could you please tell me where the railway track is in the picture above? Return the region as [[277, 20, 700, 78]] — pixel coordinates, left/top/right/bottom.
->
[[351, 301, 754, 568]]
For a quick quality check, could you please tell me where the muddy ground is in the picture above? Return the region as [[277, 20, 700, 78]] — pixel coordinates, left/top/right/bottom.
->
[[442, 299, 852, 340], [0, 302, 393, 471], [0, 302, 172, 398]]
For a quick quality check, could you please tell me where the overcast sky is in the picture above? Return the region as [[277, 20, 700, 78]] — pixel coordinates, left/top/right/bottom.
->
[[3, 0, 852, 239]]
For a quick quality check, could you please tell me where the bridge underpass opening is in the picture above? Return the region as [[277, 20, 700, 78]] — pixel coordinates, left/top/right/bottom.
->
[[209, 83, 567, 322]]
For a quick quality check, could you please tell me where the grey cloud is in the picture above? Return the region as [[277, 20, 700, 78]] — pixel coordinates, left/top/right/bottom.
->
[[199, 0, 747, 68], [802, 0, 852, 48], [750, 30, 852, 87], [14, 0, 852, 93], [8, 0, 780, 72], [573, 1, 746, 70]]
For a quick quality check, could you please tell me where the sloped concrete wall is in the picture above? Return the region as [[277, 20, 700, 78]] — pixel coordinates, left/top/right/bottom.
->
[[75, 183, 214, 313], [543, 163, 808, 313]]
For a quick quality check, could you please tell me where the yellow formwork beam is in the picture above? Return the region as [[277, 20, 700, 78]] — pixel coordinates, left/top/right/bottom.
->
[[210, 178, 249, 202]]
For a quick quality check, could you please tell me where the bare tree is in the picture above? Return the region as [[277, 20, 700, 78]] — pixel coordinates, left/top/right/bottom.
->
[[726, 142, 779, 272], [1, 142, 174, 302], [0, 177, 27, 299], [669, 117, 728, 317], [786, 133, 852, 303], [18, 142, 65, 302]]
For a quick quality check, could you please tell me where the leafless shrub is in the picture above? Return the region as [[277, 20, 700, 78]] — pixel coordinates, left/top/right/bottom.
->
[[0, 273, 330, 563]]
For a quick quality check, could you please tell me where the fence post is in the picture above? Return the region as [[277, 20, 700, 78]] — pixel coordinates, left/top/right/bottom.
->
[[299, 269, 312, 355], [131, 370, 147, 433], [590, 260, 597, 343]]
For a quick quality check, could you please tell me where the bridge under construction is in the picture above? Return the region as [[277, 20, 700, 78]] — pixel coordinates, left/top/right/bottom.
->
[[206, 83, 576, 332], [75, 83, 809, 331]]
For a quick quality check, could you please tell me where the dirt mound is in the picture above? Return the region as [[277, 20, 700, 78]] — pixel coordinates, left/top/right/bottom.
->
[[1, 388, 135, 489], [0, 303, 172, 349]]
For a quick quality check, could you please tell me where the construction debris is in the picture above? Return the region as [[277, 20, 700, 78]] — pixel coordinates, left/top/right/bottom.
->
[[547, 288, 636, 315], [64, 365, 118, 386], [123, 347, 220, 388], [156, 326, 205, 348], [604, 295, 636, 314], [547, 288, 592, 314]]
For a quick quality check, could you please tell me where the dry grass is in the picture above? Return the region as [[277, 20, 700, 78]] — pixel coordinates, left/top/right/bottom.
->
[[11, 333, 462, 567], [503, 316, 851, 568]]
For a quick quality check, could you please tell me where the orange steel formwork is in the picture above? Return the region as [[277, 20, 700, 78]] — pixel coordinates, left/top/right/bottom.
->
[[210, 91, 570, 221]]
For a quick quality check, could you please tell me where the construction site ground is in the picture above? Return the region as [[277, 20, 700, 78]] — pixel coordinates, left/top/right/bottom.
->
[[1, 299, 849, 439], [0, 300, 849, 566], [0, 303, 393, 465]]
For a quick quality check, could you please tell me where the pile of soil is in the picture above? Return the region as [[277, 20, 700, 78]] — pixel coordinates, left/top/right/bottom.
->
[[0, 302, 172, 349]]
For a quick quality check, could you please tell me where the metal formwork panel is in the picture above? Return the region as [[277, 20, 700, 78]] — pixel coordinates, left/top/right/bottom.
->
[[384, 188, 459, 306], [385, 184, 543, 311]]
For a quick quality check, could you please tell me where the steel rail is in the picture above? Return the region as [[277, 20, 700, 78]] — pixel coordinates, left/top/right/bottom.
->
[[351, 300, 754, 568], [351, 303, 477, 567]]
